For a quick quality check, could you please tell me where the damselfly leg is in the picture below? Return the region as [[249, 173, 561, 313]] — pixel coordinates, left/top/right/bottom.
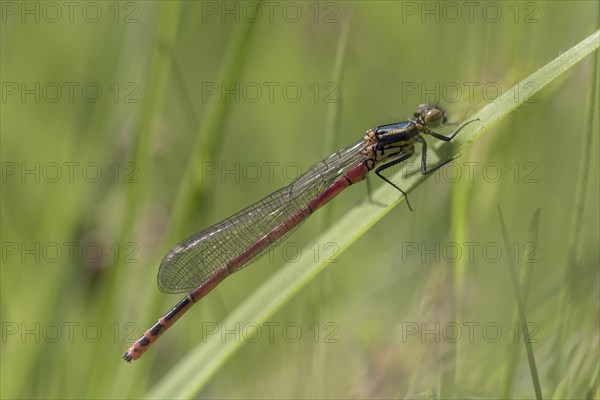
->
[[372, 115, 480, 210]]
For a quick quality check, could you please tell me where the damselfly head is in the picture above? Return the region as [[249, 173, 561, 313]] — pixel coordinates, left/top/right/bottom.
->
[[414, 103, 448, 128]]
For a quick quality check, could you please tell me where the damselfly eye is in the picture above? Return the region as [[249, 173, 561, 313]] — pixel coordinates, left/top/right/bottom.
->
[[424, 108, 445, 127], [414, 103, 431, 118]]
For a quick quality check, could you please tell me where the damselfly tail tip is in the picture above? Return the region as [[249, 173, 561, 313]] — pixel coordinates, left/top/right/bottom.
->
[[123, 346, 141, 363], [123, 343, 144, 362]]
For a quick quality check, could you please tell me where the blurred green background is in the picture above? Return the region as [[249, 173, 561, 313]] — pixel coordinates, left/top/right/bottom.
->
[[1, 1, 598, 398]]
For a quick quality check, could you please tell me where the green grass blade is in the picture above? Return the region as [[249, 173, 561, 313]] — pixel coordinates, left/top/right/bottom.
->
[[502, 208, 541, 398], [146, 30, 599, 399], [169, 4, 263, 238], [551, 28, 599, 398], [586, 361, 600, 399], [312, 15, 352, 398], [467, 30, 599, 145], [126, 1, 182, 233], [323, 14, 352, 153], [498, 206, 543, 399]]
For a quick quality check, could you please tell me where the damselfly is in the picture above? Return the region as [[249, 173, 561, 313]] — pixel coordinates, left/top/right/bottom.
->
[[123, 103, 478, 362]]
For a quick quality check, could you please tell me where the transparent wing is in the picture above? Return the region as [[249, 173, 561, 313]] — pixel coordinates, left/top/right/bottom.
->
[[158, 139, 367, 293]]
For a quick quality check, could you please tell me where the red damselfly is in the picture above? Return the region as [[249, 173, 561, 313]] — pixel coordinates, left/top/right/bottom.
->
[[123, 104, 478, 362]]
